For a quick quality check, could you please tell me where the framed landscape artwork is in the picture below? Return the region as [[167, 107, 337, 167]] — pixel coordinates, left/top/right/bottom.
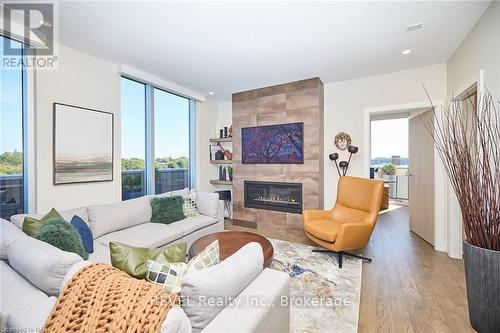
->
[[53, 103, 114, 185], [242, 122, 304, 164]]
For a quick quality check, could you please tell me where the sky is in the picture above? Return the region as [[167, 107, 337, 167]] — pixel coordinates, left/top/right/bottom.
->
[[120, 77, 190, 159], [370, 118, 408, 159], [1, 36, 24, 155]]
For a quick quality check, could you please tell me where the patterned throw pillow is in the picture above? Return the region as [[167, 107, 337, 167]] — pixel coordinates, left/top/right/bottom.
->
[[183, 191, 199, 217], [145, 260, 187, 293], [186, 240, 219, 273]]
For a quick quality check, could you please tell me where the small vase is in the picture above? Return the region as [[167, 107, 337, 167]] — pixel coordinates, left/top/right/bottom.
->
[[463, 241, 500, 333]]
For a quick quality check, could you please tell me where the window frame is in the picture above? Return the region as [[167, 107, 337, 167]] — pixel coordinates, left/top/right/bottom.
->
[[120, 75, 195, 199], [0, 35, 30, 216]]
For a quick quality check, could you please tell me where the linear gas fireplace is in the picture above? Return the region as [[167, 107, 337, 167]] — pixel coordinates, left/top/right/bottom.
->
[[244, 181, 302, 214]]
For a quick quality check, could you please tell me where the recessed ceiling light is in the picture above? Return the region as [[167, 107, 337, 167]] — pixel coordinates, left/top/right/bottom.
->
[[407, 23, 424, 32], [208, 92, 214, 95], [401, 49, 412, 55]]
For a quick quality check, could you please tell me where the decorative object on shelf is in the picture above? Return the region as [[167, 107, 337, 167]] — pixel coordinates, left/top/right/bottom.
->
[[219, 129, 224, 138], [217, 142, 233, 160], [329, 144, 358, 177], [242, 122, 304, 164], [209, 145, 218, 160], [227, 166, 233, 181], [224, 126, 228, 138], [425, 88, 499, 333], [214, 149, 225, 161], [53, 103, 113, 185], [228, 125, 233, 137], [334, 132, 351, 151]]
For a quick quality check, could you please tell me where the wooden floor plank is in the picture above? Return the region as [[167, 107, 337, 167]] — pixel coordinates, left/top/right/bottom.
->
[[224, 205, 473, 332]]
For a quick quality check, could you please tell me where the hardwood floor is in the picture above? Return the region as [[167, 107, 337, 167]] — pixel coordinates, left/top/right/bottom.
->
[[225, 205, 473, 333]]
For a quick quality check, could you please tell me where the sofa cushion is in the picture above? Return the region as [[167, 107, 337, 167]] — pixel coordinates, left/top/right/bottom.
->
[[88, 242, 111, 264], [7, 237, 82, 296], [186, 240, 219, 273], [170, 215, 218, 236], [183, 191, 199, 217], [87, 196, 152, 238], [197, 192, 219, 218], [22, 208, 64, 237], [5, 296, 56, 331], [0, 261, 48, 326], [0, 218, 25, 260], [181, 242, 264, 331], [151, 197, 186, 224], [10, 206, 90, 229], [96, 223, 184, 249], [160, 305, 192, 333], [60, 261, 93, 290], [71, 215, 94, 253], [37, 218, 89, 260], [109, 241, 187, 279], [155, 188, 189, 198], [145, 260, 188, 293]]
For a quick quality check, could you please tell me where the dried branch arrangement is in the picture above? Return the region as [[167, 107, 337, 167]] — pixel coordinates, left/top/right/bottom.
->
[[426, 88, 499, 251]]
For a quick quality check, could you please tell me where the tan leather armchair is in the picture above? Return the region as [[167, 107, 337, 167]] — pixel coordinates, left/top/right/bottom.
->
[[303, 176, 384, 268]]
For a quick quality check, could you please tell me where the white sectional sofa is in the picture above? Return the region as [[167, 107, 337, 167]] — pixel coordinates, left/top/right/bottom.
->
[[1, 189, 291, 333], [9, 189, 224, 264]]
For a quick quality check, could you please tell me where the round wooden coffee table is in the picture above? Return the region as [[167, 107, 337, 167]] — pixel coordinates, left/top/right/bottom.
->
[[188, 231, 274, 268]]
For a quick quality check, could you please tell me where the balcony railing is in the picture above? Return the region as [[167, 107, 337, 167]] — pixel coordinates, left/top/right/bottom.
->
[[0, 174, 24, 220], [371, 166, 409, 200], [122, 168, 189, 200], [0, 169, 189, 220]]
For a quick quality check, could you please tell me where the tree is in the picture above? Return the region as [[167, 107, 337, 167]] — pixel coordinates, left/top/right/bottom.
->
[[121, 158, 145, 170], [380, 163, 397, 176], [0, 150, 23, 175]]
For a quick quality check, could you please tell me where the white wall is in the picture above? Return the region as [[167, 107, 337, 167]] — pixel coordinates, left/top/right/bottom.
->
[[34, 44, 121, 213], [448, 1, 500, 98], [444, 1, 500, 258], [323, 63, 447, 207], [195, 99, 232, 193]]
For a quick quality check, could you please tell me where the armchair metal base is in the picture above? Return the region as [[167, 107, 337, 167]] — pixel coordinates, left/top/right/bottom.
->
[[312, 249, 372, 269]]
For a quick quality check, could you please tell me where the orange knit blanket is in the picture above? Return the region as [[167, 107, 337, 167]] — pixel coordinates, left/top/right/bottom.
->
[[43, 263, 178, 333]]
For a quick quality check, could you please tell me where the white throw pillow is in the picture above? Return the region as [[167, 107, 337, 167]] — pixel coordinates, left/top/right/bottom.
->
[[7, 237, 83, 296], [196, 192, 219, 219], [87, 195, 152, 238], [181, 242, 264, 331], [0, 218, 25, 260]]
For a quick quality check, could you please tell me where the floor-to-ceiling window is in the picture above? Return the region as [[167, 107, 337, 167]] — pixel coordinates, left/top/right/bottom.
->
[[153, 88, 190, 194], [121, 77, 147, 200], [1, 36, 27, 219], [120, 77, 193, 200]]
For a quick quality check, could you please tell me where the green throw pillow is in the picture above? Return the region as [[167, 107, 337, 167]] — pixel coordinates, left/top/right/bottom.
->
[[151, 196, 185, 224], [22, 208, 64, 237], [36, 218, 89, 260], [109, 241, 187, 279]]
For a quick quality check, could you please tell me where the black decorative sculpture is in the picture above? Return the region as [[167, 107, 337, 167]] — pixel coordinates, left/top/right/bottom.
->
[[330, 145, 358, 177]]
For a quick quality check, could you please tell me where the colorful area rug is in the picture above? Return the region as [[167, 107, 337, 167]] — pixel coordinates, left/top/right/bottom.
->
[[269, 239, 362, 333]]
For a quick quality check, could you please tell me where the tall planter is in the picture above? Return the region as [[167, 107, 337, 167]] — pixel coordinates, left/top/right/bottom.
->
[[463, 241, 500, 333]]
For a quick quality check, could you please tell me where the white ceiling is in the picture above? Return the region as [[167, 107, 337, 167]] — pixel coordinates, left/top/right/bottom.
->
[[58, 1, 490, 101]]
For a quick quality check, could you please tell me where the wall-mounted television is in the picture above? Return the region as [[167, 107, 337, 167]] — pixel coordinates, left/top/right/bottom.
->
[[242, 122, 304, 164]]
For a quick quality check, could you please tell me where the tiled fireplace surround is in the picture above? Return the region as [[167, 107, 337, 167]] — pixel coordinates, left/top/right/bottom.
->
[[232, 78, 324, 240]]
